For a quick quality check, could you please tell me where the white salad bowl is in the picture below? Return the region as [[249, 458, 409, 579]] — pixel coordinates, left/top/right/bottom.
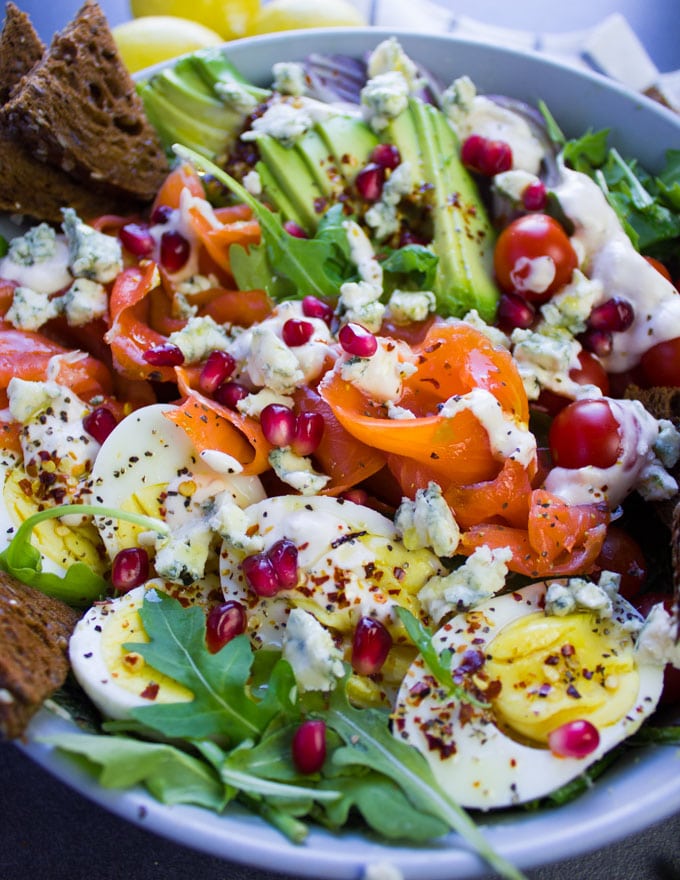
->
[[15, 25, 680, 880]]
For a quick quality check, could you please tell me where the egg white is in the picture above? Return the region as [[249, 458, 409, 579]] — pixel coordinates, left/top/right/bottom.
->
[[88, 403, 265, 559], [219, 494, 440, 642], [393, 581, 665, 810], [69, 580, 210, 720]]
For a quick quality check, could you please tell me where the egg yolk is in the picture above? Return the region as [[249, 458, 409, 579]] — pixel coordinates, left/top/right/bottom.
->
[[5, 466, 106, 573], [484, 611, 638, 745], [101, 598, 193, 703]]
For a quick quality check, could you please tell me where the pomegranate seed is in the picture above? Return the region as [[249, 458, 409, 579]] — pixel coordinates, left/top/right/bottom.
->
[[351, 616, 393, 675], [205, 600, 247, 653], [199, 350, 236, 395], [548, 719, 600, 758], [292, 719, 327, 774], [461, 134, 486, 168], [522, 181, 548, 211], [302, 295, 333, 325], [267, 538, 299, 588], [119, 222, 154, 257], [283, 220, 309, 238], [355, 163, 385, 201], [260, 403, 296, 447], [214, 380, 249, 409], [579, 327, 613, 357], [479, 140, 513, 176], [83, 406, 117, 444], [242, 552, 281, 597], [339, 322, 378, 357], [497, 291, 536, 331], [142, 343, 185, 367], [150, 204, 173, 225], [587, 297, 635, 333], [111, 547, 149, 593], [291, 411, 325, 456], [370, 143, 401, 170], [282, 318, 314, 347], [160, 229, 191, 273], [398, 229, 429, 247]]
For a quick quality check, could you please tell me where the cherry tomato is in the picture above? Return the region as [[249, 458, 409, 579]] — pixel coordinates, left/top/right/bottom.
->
[[548, 398, 622, 469], [640, 336, 680, 387], [594, 525, 647, 600], [535, 351, 610, 416], [644, 255, 673, 283], [633, 592, 680, 706], [494, 213, 577, 303]]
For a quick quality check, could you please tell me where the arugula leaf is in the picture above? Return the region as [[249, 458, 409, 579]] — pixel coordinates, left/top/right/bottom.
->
[[318, 773, 450, 841], [197, 739, 341, 803], [324, 685, 527, 880], [394, 606, 488, 708], [0, 503, 168, 607], [40, 732, 229, 810], [0, 236, 8, 258], [560, 130, 680, 264], [173, 145, 348, 300], [127, 592, 280, 742], [382, 243, 439, 293]]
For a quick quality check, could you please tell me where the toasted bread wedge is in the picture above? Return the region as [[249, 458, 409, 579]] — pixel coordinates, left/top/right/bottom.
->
[[0, 571, 79, 739], [2, 0, 169, 206], [0, 3, 44, 104]]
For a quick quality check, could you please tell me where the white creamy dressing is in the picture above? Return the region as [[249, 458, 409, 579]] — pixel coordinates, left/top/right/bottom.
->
[[438, 388, 536, 468], [544, 397, 675, 506], [554, 169, 680, 373], [0, 238, 71, 294]]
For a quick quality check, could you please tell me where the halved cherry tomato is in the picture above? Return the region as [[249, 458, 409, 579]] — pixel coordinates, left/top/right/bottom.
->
[[594, 525, 646, 600], [494, 213, 577, 303], [535, 351, 610, 416], [640, 336, 680, 387], [548, 398, 622, 469]]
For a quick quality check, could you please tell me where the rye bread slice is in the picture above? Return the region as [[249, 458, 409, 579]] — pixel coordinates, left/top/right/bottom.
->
[[0, 3, 45, 105], [0, 571, 79, 740], [3, 0, 169, 202]]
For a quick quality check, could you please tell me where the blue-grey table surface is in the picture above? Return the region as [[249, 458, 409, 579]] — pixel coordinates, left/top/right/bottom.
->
[[3, 2, 680, 879]]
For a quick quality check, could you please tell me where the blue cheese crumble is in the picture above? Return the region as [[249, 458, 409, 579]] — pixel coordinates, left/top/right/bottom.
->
[[60, 278, 108, 327], [282, 608, 345, 692], [272, 61, 307, 96], [394, 482, 460, 557], [418, 545, 513, 622], [268, 448, 330, 495], [167, 315, 232, 364], [5, 285, 59, 331], [361, 71, 409, 133], [61, 208, 123, 283]]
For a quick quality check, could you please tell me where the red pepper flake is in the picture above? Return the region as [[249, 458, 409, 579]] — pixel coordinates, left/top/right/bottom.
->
[[561, 643, 576, 657], [140, 682, 160, 700]]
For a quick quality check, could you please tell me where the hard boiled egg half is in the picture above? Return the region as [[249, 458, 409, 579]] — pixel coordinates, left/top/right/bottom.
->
[[69, 580, 207, 720], [88, 403, 265, 560], [393, 581, 664, 809], [219, 494, 443, 703]]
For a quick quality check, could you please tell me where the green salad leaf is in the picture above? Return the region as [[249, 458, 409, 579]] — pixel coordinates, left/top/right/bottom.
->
[[173, 145, 352, 300], [323, 685, 527, 880], [394, 606, 488, 708], [40, 732, 229, 810], [0, 503, 168, 607], [381, 243, 439, 293], [127, 591, 284, 742]]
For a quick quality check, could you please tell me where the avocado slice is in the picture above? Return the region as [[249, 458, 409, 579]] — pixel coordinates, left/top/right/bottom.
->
[[387, 99, 498, 321], [255, 136, 330, 233], [137, 81, 229, 159], [295, 128, 343, 199], [315, 115, 378, 184]]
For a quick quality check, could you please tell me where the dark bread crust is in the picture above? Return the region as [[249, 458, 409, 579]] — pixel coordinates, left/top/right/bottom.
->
[[0, 571, 79, 740], [0, 3, 44, 105], [2, 0, 169, 203]]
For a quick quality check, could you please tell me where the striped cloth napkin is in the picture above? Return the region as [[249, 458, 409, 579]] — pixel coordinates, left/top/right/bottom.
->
[[352, 0, 680, 112]]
